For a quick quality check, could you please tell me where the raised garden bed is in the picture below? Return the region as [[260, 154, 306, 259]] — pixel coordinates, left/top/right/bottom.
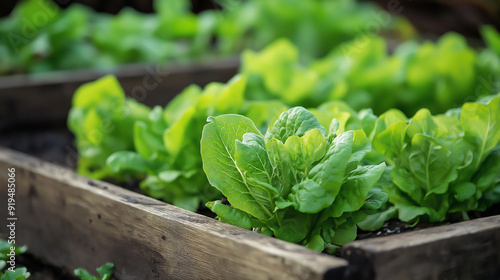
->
[[2, 1, 500, 278], [0, 144, 499, 279], [0, 147, 347, 280], [1, 43, 499, 280]]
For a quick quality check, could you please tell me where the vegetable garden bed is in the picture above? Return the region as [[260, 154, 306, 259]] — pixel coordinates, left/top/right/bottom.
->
[[0, 146, 499, 280], [0, 147, 347, 280], [1, 44, 500, 278], [2, 1, 500, 279]]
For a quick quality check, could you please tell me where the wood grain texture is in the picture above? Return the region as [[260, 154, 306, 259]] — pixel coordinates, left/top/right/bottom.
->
[[0, 59, 239, 131], [342, 216, 500, 280], [0, 147, 347, 280]]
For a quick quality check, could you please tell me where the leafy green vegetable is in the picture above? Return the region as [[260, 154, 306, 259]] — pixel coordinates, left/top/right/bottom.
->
[[69, 74, 287, 211], [242, 32, 500, 116], [64, 15, 500, 232], [367, 94, 500, 225], [67, 75, 150, 179], [74, 263, 114, 280], [201, 107, 387, 252]]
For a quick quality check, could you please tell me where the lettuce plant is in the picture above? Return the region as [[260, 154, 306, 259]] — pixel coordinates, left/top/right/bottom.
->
[[242, 30, 500, 116], [69, 74, 287, 211], [365, 94, 500, 226], [106, 76, 251, 210], [68, 75, 151, 179], [201, 107, 387, 252]]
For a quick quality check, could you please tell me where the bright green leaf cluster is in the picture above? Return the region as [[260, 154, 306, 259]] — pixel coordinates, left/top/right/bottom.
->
[[201, 107, 387, 252], [69, 74, 288, 211], [67, 75, 150, 179], [74, 263, 114, 280], [105, 76, 251, 211], [0, 240, 30, 280], [65, 21, 500, 239], [0, 0, 412, 75], [242, 30, 500, 116], [368, 94, 500, 224]]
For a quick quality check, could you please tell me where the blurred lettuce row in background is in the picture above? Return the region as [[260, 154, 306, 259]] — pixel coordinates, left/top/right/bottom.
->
[[0, 0, 414, 76], [241, 27, 500, 116], [67, 25, 500, 212]]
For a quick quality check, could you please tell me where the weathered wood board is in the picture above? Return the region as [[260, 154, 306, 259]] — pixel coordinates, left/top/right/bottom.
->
[[0, 147, 347, 280], [342, 216, 500, 280], [0, 59, 239, 131]]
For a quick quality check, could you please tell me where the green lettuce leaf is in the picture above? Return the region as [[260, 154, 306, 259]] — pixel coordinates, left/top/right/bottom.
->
[[371, 94, 500, 225], [202, 107, 387, 252]]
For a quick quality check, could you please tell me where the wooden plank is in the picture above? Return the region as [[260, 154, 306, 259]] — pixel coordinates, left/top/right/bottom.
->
[[342, 216, 500, 280], [0, 147, 347, 280], [0, 59, 239, 131]]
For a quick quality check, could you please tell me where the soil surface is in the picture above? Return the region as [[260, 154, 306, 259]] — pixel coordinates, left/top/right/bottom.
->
[[356, 220, 453, 240], [0, 125, 75, 168], [357, 191, 500, 240]]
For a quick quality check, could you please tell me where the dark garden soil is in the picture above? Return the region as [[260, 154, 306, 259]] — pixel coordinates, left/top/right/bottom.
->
[[0, 125, 76, 168], [357, 220, 446, 240]]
